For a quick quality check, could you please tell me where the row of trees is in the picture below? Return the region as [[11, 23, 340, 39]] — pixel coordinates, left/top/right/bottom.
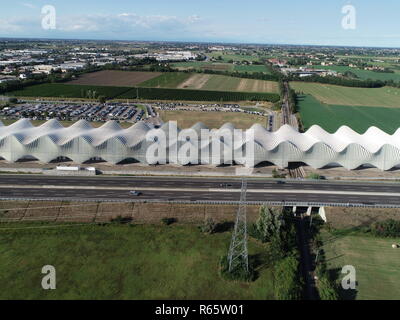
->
[[249, 206, 304, 300], [287, 74, 385, 88]]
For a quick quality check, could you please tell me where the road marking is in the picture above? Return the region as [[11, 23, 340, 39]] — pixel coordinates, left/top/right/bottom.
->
[[0, 185, 400, 198]]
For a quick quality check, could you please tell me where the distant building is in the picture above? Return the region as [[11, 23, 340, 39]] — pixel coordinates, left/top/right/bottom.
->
[[33, 65, 58, 75]]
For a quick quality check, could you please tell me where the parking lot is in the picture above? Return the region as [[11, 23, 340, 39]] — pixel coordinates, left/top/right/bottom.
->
[[0, 102, 150, 123]]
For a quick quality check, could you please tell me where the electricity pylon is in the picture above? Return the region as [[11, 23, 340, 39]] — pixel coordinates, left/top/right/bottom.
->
[[227, 179, 249, 273]]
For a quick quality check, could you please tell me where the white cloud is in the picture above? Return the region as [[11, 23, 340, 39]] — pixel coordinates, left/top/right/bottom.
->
[[20, 2, 36, 9], [57, 13, 200, 33], [0, 17, 36, 33]]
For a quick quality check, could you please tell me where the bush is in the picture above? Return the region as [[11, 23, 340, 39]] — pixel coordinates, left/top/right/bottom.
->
[[371, 219, 400, 237], [307, 173, 323, 180], [272, 169, 286, 179], [201, 217, 217, 234], [219, 255, 255, 282], [317, 275, 339, 300], [273, 255, 303, 300], [161, 217, 177, 226]]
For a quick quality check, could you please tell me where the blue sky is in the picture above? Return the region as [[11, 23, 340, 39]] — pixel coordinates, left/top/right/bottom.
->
[[1, 0, 400, 47]]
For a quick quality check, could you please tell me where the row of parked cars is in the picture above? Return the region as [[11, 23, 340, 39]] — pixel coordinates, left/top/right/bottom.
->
[[1, 102, 148, 123]]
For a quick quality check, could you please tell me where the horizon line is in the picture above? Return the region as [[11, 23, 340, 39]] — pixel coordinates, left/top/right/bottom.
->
[[1, 36, 400, 50]]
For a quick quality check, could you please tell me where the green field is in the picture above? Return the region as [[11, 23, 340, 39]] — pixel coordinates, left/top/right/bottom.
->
[[309, 65, 400, 82], [291, 82, 400, 108], [0, 223, 275, 300], [172, 61, 270, 74], [138, 72, 192, 88], [176, 74, 278, 93], [8, 83, 280, 102], [321, 230, 400, 300], [208, 52, 264, 62], [233, 64, 271, 74], [298, 95, 400, 134]]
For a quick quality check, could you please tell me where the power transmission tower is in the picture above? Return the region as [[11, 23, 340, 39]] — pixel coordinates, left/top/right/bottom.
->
[[227, 179, 249, 273]]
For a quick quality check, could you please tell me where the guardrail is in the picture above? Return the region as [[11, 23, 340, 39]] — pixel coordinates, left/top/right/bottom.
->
[[0, 196, 399, 209]]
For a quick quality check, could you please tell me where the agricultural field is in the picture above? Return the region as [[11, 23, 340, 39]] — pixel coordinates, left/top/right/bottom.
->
[[118, 87, 280, 102], [138, 72, 192, 88], [0, 223, 275, 300], [177, 74, 279, 93], [7, 83, 280, 103], [68, 70, 162, 87], [321, 230, 400, 300], [233, 64, 271, 74], [298, 95, 400, 134], [158, 110, 267, 129], [208, 52, 264, 62], [171, 61, 234, 72], [7, 83, 131, 99], [172, 61, 271, 74], [291, 82, 400, 108], [309, 65, 400, 82]]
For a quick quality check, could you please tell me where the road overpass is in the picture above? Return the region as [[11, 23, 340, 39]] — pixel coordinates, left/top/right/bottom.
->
[[0, 175, 400, 208]]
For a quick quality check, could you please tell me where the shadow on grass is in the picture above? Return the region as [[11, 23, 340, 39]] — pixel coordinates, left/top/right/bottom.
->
[[110, 216, 133, 224], [214, 221, 234, 233]]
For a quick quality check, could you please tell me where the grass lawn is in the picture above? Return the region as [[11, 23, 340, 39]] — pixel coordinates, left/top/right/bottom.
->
[[291, 82, 400, 108], [298, 95, 400, 134], [0, 223, 275, 300], [321, 230, 400, 300], [158, 110, 267, 129]]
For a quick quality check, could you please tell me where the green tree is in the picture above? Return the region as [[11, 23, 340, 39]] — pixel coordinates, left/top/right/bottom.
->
[[98, 95, 106, 104], [254, 206, 284, 243]]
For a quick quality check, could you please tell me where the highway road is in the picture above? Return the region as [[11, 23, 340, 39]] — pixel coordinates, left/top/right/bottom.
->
[[0, 175, 400, 206]]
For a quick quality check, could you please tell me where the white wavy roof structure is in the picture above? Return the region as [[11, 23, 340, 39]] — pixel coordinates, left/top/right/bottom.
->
[[0, 119, 399, 170]]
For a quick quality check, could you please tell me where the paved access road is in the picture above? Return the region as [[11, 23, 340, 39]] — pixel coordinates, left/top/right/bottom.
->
[[0, 175, 399, 205]]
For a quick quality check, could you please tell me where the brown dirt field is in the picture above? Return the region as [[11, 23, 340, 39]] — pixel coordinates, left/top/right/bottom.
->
[[96, 202, 134, 222], [68, 70, 162, 87], [0, 201, 30, 220], [23, 201, 64, 221], [158, 110, 266, 129], [58, 202, 99, 222], [325, 207, 400, 229], [199, 63, 232, 71]]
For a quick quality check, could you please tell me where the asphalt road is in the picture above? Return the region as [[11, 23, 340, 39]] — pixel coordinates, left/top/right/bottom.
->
[[0, 175, 400, 205]]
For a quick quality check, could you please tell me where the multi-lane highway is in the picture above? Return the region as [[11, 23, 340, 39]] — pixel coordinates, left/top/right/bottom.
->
[[0, 175, 400, 206]]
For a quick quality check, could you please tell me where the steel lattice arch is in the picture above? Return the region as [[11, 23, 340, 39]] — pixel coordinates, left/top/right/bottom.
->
[[0, 118, 400, 171]]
